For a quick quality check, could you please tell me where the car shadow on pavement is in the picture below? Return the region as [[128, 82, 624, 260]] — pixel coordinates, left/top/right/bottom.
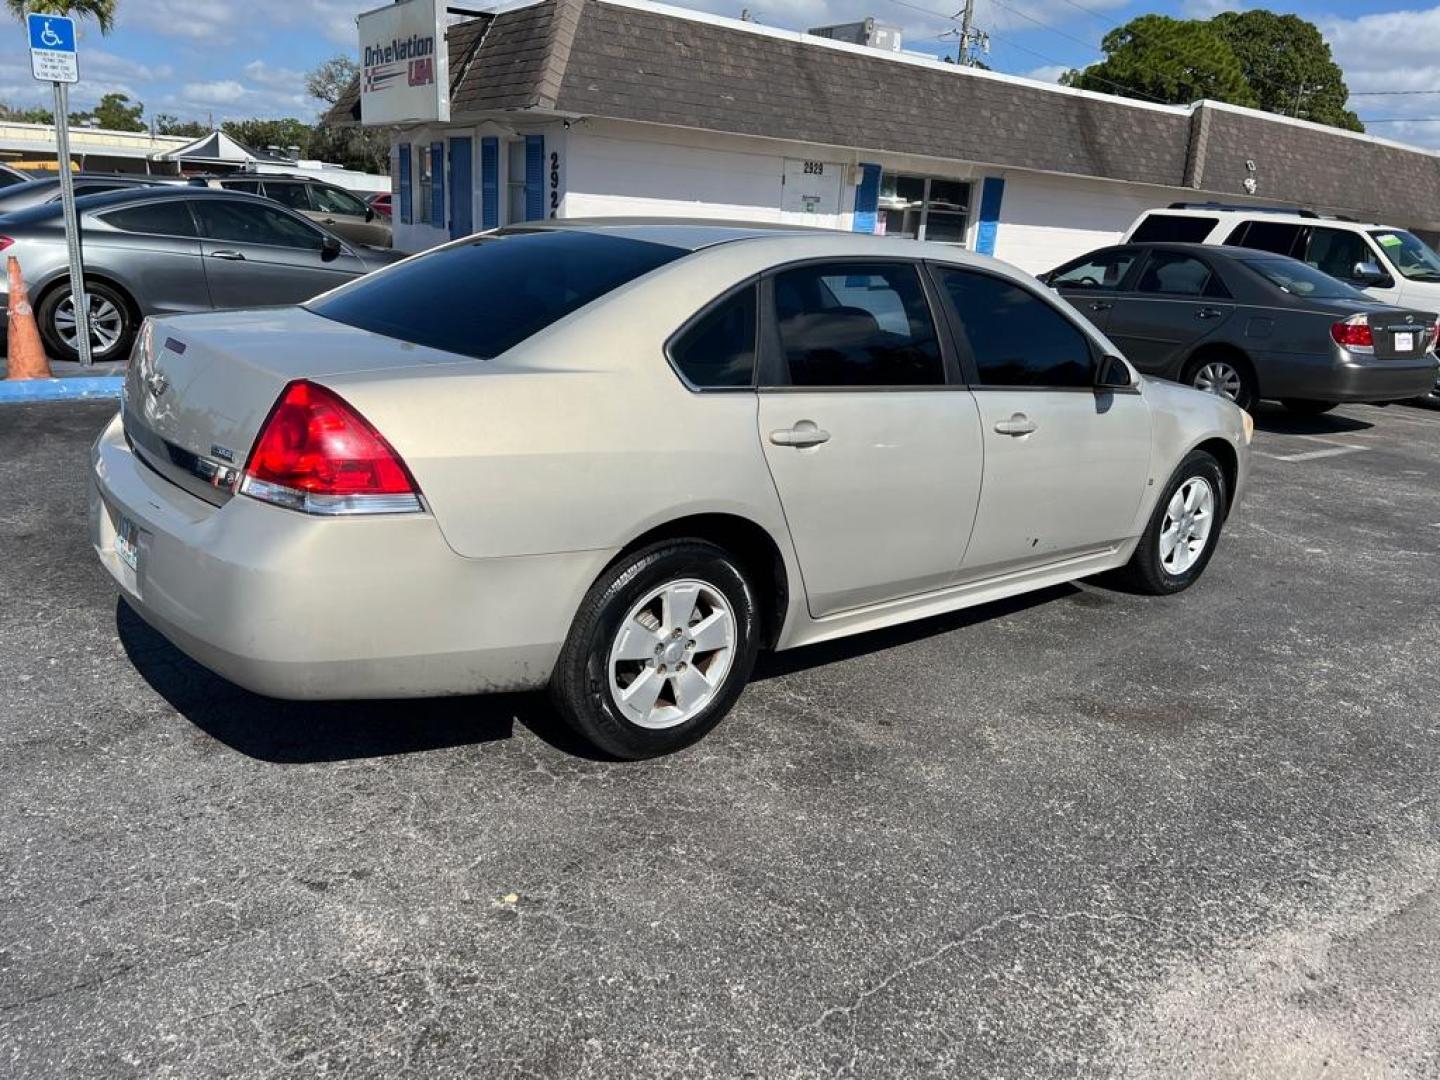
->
[[116, 601, 602, 764], [1252, 404, 1374, 436]]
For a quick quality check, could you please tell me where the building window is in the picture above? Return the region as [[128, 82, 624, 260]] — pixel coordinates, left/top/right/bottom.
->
[[506, 139, 527, 224], [877, 174, 972, 244], [417, 147, 433, 225]]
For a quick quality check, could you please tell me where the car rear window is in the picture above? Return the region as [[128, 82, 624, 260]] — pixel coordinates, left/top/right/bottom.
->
[[1130, 214, 1218, 243], [1239, 256, 1371, 300], [306, 230, 687, 360]]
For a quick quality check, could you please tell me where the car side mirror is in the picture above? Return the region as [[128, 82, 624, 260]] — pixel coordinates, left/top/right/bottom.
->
[[1351, 261, 1392, 288], [1096, 354, 1132, 390], [320, 235, 342, 260]]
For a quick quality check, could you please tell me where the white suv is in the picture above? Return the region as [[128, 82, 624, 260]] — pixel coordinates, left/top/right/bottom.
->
[[1123, 205, 1440, 313]]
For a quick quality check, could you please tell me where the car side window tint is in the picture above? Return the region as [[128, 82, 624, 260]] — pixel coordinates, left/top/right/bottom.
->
[[939, 269, 1094, 389], [771, 262, 943, 387], [262, 182, 314, 211], [222, 180, 262, 194], [193, 200, 325, 250], [1225, 220, 1303, 258], [1130, 215, 1217, 243], [1050, 250, 1136, 290], [100, 201, 197, 238], [669, 284, 757, 388], [312, 186, 369, 215], [1304, 228, 1370, 281], [1136, 252, 1212, 297]]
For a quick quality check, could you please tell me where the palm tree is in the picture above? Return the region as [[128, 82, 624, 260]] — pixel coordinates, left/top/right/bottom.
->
[[6, 0, 116, 34]]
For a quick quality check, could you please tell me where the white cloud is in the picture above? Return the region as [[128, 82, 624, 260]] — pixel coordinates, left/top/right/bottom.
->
[[181, 80, 249, 105], [243, 60, 307, 89], [1021, 64, 1069, 84], [1179, 0, 1240, 17], [1319, 5, 1440, 150]]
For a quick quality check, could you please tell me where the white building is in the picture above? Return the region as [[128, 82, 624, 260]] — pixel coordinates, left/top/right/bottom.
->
[[331, 0, 1440, 268]]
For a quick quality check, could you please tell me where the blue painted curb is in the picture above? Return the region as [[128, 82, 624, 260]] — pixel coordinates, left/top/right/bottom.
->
[[0, 377, 124, 403]]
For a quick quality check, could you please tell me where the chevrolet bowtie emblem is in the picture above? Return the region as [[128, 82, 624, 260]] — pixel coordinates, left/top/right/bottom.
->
[[144, 370, 169, 397]]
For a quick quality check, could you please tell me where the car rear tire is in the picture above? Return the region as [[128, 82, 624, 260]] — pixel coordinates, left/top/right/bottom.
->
[[1281, 399, 1337, 415], [550, 540, 760, 759], [1110, 450, 1227, 596], [37, 279, 135, 363], [1183, 354, 1257, 412]]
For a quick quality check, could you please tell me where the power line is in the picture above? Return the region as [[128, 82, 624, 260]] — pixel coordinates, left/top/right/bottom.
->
[[1350, 90, 1440, 96]]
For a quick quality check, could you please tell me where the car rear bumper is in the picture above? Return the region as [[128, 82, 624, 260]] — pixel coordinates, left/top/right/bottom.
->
[[90, 413, 609, 700], [1256, 349, 1439, 403]]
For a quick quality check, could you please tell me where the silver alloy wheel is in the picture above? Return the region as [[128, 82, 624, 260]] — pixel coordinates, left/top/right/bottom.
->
[[54, 292, 124, 354], [607, 578, 736, 730], [1192, 361, 1243, 403], [1159, 477, 1215, 575]]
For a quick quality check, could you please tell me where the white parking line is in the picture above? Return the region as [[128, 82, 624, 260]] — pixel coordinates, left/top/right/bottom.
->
[[1259, 446, 1369, 463]]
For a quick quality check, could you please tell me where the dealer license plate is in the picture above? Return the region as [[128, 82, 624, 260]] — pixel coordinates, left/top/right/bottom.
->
[[114, 515, 139, 571], [1394, 332, 1415, 352]]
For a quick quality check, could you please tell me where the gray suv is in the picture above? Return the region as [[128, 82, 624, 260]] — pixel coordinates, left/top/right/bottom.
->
[[207, 174, 392, 248]]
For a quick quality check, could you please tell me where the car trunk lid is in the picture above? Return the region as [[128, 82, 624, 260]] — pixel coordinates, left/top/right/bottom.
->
[[122, 307, 465, 507], [1363, 308, 1438, 360]]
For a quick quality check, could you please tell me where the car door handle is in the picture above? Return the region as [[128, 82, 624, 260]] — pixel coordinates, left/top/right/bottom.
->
[[209, 250, 245, 261], [322, 217, 336, 224], [769, 425, 831, 448], [1195, 307, 1224, 319], [994, 414, 1038, 436], [1088, 301, 1113, 312]]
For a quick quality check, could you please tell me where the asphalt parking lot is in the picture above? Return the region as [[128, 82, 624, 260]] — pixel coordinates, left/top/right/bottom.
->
[[3, 398, 1438, 1079]]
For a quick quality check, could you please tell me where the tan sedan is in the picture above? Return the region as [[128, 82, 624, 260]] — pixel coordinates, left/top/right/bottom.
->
[[91, 223, 1251, 758]]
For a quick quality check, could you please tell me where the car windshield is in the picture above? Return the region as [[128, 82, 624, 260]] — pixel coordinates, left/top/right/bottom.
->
[[1241, 257, 1373, 300], [1370, 229, 1440, 282], [305, 229, 688, 360]]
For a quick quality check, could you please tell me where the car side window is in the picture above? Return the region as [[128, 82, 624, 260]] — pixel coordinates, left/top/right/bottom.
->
[[1225, 220, 1304, 258], [261, 182, 314, 211], [1304, 228, 1371, 282], [938, 268, 1094, 389], [1135, 252, 1214, 297], [100, 201, 197, 238], [669, 283, 757, 389], [770, 262, 943, 387], [222, 180, 262, 195], [1049, 250, 1136, 290], [312, 186, 369, 215], [193, 199, 326, 250]]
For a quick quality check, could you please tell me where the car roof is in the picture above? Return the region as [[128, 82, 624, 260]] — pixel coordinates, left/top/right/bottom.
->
[[1140, 206, 1388, 231], [499, 218, 828, 252]]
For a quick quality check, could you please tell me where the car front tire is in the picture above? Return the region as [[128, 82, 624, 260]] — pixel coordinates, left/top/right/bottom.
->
[[37, 279, 135, 363], [550, 540, 760, 759], [1111, 450, 1228, 596]]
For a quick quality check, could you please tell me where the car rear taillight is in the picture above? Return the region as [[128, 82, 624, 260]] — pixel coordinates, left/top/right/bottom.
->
[[1330, 314, 1374, 353], [0, 236, 13, 252], [239, 380, 422, 515]]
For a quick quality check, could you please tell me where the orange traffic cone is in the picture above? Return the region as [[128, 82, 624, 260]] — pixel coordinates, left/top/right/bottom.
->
[[5, 254, 51, 380]]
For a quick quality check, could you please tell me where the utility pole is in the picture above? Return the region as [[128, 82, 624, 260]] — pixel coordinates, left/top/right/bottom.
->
[[951, 0, 989, 67]]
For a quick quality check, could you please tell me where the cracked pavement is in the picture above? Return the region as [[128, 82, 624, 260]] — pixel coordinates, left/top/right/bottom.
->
[[2, 399, 1438, 1078]]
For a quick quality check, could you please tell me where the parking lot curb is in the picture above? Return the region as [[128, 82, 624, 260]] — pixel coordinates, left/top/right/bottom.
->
[[0, 377, 123, 403]]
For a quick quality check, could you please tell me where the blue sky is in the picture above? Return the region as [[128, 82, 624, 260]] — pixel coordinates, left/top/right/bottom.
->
[[1, 0, 1437, 147]]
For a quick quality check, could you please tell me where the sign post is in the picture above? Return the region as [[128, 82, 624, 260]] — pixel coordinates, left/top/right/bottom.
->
[[27, 13, 90, 367]]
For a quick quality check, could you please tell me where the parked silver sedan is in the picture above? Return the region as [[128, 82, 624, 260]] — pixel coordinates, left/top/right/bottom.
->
[[91, 223, 1251, 758], [0, 187, 402, 361]]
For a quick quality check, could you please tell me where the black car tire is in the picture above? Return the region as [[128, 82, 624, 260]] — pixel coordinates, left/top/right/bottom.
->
[[1281, 399, 1337, 415], [37, 279, 135, 363], [550, 540, 759, 759], [1109, 450, 1228, 596]]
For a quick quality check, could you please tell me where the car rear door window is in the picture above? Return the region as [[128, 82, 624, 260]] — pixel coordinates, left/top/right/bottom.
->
[[311, 186, 370, 215], [1135, 252, 1214, 296], [1130, 215, 1217, 243], [306, 229, 686, 360], [770, 262, 943, 387], [937, 268, 1094, 388], [222, 180, 262, 194], [261, 182, 314, 211], [1224, 220, 1304, 258], [193, 199, 325, 250], [669, 283, 757, 388], [100, 200, 197, 237], [1049, 250, 1137, 290]]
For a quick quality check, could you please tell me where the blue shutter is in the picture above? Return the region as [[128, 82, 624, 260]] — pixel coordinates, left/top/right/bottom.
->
[[430, 141, 445, 226], [480, 136, 499, 231], [397, 144, 412, 225], [524, 133, 544, 221], [852, 163, 881, 233], [975, 177, 1005, 255], [448, 137, 473, 239]]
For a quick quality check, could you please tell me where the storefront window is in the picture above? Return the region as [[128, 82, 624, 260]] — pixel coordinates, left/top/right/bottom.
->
[[877, 174, 971, 244], [417, 149, 433, 225]]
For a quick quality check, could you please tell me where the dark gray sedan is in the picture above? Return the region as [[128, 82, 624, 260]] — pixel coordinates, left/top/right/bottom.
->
[[0, 173, 186, 215], [1043, 242, 1439, 413], [0, 188, 403, 362]]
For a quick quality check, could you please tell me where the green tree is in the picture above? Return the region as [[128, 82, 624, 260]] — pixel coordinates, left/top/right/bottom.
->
[[0, 102, 54, 123], [85, 91, 143, 131], [221, 117, 314, 157], [152, 114, 208, 138], [306, 55, 388, 174], [1210, 10, 1362, 132], [5, 0, 117, 34], [1062, 14, 1258, 109]]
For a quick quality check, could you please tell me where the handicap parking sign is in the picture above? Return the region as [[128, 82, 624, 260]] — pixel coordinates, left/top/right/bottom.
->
[[28, 13, 78, 84]]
